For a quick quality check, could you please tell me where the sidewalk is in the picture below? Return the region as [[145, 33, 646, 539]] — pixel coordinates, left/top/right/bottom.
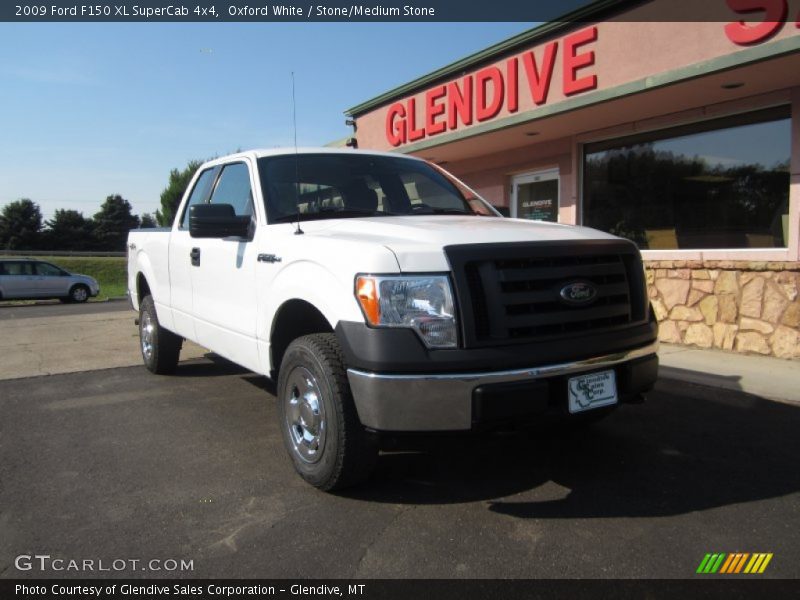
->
[[658, 343, 799, 404], [3, 306, 797, 404], [0, 310, 206, 380]]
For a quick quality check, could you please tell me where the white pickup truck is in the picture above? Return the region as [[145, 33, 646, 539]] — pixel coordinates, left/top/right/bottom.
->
[[127, 148, 658, 490]]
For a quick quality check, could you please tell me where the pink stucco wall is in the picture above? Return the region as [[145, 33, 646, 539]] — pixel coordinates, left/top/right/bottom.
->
[[354, 0, 800, 152]]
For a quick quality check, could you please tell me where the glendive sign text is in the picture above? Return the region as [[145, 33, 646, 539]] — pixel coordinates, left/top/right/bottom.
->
[[384, 0, 800, 147], [385, 26, 599, 147]]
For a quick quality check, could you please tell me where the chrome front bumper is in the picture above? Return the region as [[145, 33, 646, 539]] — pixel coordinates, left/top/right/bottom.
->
[[347, 341, 659, 432]]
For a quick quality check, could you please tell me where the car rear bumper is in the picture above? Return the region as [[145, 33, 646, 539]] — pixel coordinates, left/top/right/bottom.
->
[[346, 341, 659, 432]]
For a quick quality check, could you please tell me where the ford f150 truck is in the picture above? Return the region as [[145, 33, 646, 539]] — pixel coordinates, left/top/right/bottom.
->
[[127, 148, 658, 490]]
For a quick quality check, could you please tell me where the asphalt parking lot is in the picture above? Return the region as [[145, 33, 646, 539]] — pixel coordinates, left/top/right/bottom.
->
[[1, 304, 799, 579]]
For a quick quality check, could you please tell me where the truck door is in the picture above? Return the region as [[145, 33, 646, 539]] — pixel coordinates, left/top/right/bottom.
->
[[190, 160, 262, 373], [168, 166, 218, 340]]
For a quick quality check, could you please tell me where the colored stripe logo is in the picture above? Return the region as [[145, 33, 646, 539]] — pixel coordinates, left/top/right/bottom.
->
[[696, 553, 773, 574]]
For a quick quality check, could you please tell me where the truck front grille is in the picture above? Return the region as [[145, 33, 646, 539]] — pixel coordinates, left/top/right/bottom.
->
[[445, 240, 648, 348]]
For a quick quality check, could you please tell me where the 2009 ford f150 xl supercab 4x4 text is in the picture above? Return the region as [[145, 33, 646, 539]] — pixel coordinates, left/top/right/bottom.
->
[[127, 148, 658, 490]]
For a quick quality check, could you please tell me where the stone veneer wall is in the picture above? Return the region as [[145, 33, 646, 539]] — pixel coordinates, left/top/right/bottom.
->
[[645, 261, 800, 359]]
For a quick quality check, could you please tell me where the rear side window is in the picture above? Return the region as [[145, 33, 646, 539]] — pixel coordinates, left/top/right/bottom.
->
[[35, 262, 64, 276], [180, 168, 217, 229], [210, 162, 254, 217], [3, 262, 34, 275]]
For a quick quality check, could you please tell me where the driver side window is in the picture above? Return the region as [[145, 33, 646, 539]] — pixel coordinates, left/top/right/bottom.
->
[[180, 168, 217, 229], [210, 162, 254, 218]]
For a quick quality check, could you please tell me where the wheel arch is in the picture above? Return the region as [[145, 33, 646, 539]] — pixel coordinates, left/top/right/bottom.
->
[[269, 299, 334, 378], [136, 272, 152, 306]]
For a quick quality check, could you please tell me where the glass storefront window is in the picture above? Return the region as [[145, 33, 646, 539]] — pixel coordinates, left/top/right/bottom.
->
[[583, 107, 791, 250]]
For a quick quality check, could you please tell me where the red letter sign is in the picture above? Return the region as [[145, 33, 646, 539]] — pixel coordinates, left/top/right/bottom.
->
[[475, 67, 504, 122], [447, 76, 473, 130], [406, 98, 426, 142], [563, 26, 598, 96], [425, 85, 447, 136], [386, 103, 406, 147], [724, 0, 787, 45], [522, 41, 558, 105]]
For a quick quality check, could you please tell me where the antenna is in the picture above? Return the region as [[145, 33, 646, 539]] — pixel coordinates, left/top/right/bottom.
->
[[292, 71, 304, 235]]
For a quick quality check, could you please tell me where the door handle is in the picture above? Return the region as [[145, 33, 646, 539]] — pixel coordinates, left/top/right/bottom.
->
[[190, 247, 201, 267], [257, 254, 282, 263]]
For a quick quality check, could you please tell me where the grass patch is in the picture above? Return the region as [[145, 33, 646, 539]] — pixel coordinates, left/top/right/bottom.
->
[[0, 255, 127, 301]]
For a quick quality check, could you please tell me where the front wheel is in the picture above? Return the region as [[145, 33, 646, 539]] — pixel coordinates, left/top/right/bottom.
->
[[68, 284, 90, 303], [278, 333, 378, 491], [139, 295, 182, 374]]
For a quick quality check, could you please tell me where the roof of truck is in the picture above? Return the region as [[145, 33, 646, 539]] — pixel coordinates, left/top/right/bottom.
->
[[203, 147, 423, 166]]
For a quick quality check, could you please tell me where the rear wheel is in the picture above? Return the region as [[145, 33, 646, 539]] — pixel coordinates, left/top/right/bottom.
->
[[139, 295, 182, 374], [278, 333, 378, 491]]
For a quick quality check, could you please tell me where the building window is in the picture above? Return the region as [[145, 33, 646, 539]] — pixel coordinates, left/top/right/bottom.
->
[[583, 107, 791, 250]]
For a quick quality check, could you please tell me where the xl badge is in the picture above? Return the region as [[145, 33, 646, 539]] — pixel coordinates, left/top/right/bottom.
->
[[559, 281, 598, 306]]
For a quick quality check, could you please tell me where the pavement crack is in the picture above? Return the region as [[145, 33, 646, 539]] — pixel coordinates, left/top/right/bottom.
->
[[353, 506, 412, 577]]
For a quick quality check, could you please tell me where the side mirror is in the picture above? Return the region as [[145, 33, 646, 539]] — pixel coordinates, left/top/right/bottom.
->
[[189, 204, 251, 239]]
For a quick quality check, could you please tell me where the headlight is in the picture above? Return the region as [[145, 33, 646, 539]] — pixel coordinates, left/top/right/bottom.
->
[[355, 275, 457, 348]]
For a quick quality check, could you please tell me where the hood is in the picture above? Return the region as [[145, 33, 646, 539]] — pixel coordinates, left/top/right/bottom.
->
[[73, 273, 99, 284], [304, 216, 620, 272]]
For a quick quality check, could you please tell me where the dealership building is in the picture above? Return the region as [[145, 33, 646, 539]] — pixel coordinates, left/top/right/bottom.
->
[[345, 0, 800, 358]]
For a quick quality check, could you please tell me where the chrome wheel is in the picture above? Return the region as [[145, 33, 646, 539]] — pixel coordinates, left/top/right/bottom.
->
[[141, 310, 154, 362], [71, 286, 88, 302], [284, 366, 326, 464]]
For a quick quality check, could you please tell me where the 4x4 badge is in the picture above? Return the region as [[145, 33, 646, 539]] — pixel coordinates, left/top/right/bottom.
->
[[559, 281, 598, 306]]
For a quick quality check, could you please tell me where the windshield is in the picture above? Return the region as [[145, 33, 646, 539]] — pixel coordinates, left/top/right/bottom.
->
[[257, 154, 499, 223]]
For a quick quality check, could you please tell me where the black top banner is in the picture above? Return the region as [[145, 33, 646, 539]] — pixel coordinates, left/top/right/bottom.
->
[[2, 0, 788, 22], [3, 0, 598, 22]]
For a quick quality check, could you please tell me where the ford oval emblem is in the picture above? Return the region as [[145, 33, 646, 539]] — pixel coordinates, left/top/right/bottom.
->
[[559, 281, 598, 306]]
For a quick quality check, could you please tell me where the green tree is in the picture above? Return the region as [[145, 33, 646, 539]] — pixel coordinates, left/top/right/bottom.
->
[[156, 159, 202, 226], [139, 213, 157, 228], [93, 194, 140, 251], [44, 209, 95, 251], [0, 198, 43, 250]]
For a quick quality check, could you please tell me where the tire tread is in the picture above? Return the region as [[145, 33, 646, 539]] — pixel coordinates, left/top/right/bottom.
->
[[281, 333, 377, 491], [140, 295, 182, 374]]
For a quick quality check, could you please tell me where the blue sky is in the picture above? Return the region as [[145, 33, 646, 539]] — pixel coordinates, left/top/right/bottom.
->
[[0, 22, 534, 220]]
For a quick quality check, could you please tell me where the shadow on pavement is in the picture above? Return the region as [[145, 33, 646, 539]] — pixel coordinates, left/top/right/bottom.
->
[[172, 353, 251, 378], [174, 353, 800, 520], [343, 380, 800, 519]]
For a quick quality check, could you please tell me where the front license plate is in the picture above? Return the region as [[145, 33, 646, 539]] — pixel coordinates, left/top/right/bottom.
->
[[567, 370, 618, 414]]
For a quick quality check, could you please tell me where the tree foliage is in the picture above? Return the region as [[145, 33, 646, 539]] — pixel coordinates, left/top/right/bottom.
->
[[44, 209, 96, 250], [0, 198, 43, 250], [93, 194, 140, 251], [139, 213, 157, 228], [156, 160, 202, 226]]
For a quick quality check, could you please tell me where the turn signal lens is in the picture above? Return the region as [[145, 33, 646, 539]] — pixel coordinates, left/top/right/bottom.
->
[[356, 276, 380, 325]]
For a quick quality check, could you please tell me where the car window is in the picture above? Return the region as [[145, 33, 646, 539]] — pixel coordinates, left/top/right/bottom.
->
[[3, 262, 34, 275], [35, 262, 65, 276], [209, 162, 254, 217], [180, 167, 217, 229], [259, 154, 497, 223]]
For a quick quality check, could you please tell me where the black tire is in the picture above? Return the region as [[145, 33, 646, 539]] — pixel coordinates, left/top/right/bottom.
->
[[139, 295, 182, 374], [68, 284, 90, 303], [278, 333, 378, 491]]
